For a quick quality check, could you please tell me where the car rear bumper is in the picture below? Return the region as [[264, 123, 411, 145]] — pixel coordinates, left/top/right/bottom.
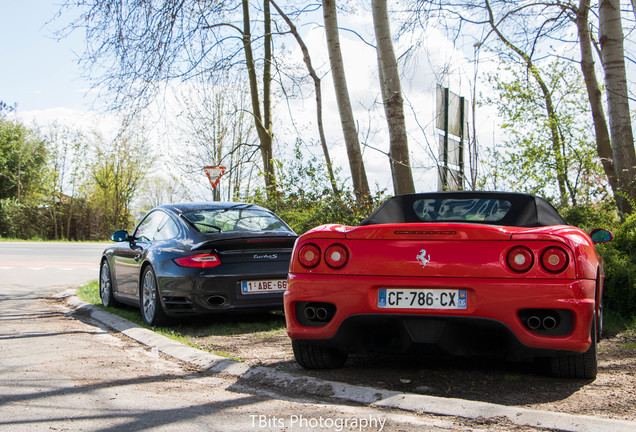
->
[[157, 272, 286, 316], [284, 274, 596, 355]]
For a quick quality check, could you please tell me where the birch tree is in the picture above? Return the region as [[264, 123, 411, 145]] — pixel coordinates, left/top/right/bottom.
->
[[372, 0, 415, 195], [322, 0, 371, 200], [598, 0, 635, 213]]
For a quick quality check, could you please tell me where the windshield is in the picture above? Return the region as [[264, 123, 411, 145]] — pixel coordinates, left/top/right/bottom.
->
[[413, 198, 512, 223], [183, 208, 295, 234]]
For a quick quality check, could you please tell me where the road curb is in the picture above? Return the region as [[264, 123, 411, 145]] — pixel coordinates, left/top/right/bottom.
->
[[65, 296, 636, 432]]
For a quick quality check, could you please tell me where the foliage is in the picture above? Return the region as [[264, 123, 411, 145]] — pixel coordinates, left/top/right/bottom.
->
[[0, 119, 48, 200], [0, 196, 99, 240], [0, 119, 149, 241], [594, 212, 636, 320], [87, 129, 153, 237], [243, 143, 386, 235], [561, 200, 636, 320], [480, 60, 607, 207], [0, 197, 47, 240]]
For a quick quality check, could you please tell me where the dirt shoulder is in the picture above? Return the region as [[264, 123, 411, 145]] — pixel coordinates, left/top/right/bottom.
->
[[182, 312, 636, 423]]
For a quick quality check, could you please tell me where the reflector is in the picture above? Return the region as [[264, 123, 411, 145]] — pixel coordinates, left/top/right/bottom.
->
[[325, 244, 348, 269], [541, 247, 569, 273]]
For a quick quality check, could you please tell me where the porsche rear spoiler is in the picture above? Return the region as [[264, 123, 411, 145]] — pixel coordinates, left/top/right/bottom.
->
[[192, 234, 298, 252]]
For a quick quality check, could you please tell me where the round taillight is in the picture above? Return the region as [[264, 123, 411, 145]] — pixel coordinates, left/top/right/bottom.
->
[[325, 244, 348, 269], [541, 247, 569, 273], [507, 246, 534, 272], [298, 244, 320, 268]]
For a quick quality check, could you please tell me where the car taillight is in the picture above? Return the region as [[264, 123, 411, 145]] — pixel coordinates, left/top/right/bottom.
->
[[298, 244, 320, 268], [325, 244, 348, 269], [507, 246, 534, 272], [541, 247, 569, 273], [174, 254, 221, 268]]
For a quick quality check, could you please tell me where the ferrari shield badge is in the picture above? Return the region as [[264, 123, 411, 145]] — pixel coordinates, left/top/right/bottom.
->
[[416, 249, 431, 268]]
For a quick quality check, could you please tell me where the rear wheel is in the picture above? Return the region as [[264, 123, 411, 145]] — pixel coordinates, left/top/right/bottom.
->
[[550, 318, 597, 379], [140, 266, 169, 326], [292, 340, 348, 369], [99, 260, 119, 307]]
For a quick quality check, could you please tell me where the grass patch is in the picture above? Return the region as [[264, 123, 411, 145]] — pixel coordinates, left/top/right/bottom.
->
[[604, 310, 636, 337], [75, 279, 285, 356], [78, 280, 101, 305]]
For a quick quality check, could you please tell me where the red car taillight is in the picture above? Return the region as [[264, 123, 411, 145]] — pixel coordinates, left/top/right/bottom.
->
[[174, 253, 221, 268], [298, 244, 320, 268], [540, 247, 569, 273], [325, 244, 348, 269], [507, 246, 534, 272]]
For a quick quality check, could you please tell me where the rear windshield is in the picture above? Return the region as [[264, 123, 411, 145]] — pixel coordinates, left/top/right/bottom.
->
[[413, 198, 512, 223], [183, 208, 295, 234]]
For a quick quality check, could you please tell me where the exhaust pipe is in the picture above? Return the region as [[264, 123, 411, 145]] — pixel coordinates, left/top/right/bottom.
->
[[315, 307, 328, 321], [527, 316, 542, 330], [542, 315, 558, 330], [304, 306, 317, 320], [207, 295, 227, 306]]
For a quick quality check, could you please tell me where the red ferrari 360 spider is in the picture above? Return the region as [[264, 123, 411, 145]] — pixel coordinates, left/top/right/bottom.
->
[[284, 192, 613, 379]]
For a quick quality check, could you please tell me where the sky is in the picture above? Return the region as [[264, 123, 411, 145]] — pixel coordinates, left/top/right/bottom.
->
[[0, 1, 90, 112], [0, 1, 485, 200]]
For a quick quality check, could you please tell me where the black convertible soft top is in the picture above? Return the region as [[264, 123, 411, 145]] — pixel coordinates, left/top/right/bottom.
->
[[360, 191, 567, 227]]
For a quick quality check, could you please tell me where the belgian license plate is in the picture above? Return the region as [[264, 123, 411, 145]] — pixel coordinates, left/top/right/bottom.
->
[[378, 288, 467, 309], [241, 279, 287, 294]]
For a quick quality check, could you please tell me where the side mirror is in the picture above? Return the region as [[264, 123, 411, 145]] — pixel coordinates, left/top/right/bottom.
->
[[590, 228, 613, 244], [110, 229, 130, 242]]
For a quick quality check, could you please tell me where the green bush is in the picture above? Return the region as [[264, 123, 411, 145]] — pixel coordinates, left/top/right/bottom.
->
[[244, 145, 386, 234], [0, 198, 49, 239], [595, 213, 636, 319], [562, 202, 636, 320]]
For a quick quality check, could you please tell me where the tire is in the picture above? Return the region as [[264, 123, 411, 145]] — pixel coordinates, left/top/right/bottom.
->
[[99, 260, 119, 307], [140, 266, 169, 326], [292, 340, 348, 369], [596, 284, 604, 343], [550, 318, 598, 379]]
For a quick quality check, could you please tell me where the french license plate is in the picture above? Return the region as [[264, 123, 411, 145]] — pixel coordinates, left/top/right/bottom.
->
[[378, 288, 467, 309], [241, 279, 287, 294]]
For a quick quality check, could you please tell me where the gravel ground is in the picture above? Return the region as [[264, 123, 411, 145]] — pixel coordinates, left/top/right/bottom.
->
[[183, 312, 636, 423]]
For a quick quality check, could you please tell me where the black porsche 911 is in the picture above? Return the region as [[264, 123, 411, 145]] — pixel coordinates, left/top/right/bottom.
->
[[99, 202, 298, 326]]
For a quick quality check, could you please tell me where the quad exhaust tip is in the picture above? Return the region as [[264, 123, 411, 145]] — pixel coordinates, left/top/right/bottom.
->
[[302, 303, 334, 323], [525, 313, 559, 331]]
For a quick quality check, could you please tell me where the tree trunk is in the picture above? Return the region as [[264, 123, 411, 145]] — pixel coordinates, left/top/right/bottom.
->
[[322, 0, 371, 200], [372, 0, 415, 195], [575, 0, 618, 196], [599, 0, 636, 214], [242, 0, 277, 195]]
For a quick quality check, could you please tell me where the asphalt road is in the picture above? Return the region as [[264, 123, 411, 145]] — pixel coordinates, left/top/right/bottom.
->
[[0, 242, 491, 432]]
